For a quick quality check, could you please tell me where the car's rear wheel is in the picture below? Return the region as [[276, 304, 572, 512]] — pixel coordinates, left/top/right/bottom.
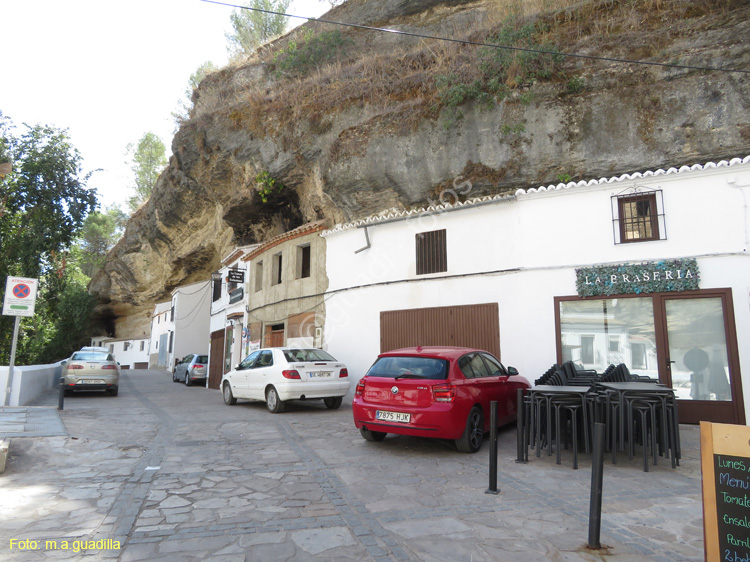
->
[[222, 383, 236, 405], [455, 406, 483, 453], [109, 386, 119, 397], [266, 386, 285, 413], [184, 372, 191, 386], [360, 427, 387, 442], [324, 396, 343, 409], [172, 371, 178, 382]]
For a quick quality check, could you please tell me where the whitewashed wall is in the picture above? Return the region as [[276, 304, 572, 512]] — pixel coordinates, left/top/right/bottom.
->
[[323, 158, 750, 410]]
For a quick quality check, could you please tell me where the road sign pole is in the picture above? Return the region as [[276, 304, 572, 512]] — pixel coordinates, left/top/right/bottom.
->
[[4, 316, 20, 406]]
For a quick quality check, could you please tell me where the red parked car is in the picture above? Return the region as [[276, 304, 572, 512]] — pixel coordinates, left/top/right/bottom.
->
[[352, 346, 530, 453]]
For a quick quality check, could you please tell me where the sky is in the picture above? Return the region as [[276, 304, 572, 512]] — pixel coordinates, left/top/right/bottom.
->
[[0, 0, 333, 209]]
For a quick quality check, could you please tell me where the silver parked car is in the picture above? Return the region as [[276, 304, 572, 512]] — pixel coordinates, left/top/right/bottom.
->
[[62, 350, 120, 396], [173, 354, 208, 386]]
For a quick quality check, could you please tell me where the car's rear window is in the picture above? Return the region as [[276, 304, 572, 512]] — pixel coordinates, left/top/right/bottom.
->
[[283, 349, 337, 362], [71, 352, 113, 362], [197, 355, 208, 363], [366, 356, 448, 380]]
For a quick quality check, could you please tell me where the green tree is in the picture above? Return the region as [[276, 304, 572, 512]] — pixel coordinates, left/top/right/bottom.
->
[[77, 206, 127, 278], [126, 132, 167, 212], [0, 113, 97, 365], [226, 0, 291, 58]]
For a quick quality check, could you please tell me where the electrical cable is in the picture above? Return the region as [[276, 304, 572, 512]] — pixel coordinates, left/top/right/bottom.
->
[[199, 0, 750, 75]]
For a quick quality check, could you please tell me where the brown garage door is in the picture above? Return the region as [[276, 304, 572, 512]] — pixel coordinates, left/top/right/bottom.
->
[[208, 329, 225, 389], [380, 303, 501, 359]]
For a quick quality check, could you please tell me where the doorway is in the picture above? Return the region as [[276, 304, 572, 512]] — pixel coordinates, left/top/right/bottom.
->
[[657, 291, 744, 424]]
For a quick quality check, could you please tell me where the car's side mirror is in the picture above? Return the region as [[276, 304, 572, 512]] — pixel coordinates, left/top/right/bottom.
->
[[507, 366, 519, 376]]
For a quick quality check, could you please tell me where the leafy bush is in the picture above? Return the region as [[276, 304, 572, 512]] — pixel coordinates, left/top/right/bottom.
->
[[435, 17, 563, 115], [274, 30, 350, 78]]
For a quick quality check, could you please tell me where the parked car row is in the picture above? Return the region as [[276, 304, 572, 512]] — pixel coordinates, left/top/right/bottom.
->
[[217, 345, 529, 454]]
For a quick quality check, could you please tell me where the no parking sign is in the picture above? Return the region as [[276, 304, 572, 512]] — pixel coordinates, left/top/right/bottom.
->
[[2, 276, 38, 317]]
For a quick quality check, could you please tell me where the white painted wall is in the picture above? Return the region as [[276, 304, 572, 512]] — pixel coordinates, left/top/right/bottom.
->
[[169, 281, 211, 370], [323, 158, 750, 412], [148, 302, 171, 369], [108, 339, 149, 369], [1, 362, 63, 406]]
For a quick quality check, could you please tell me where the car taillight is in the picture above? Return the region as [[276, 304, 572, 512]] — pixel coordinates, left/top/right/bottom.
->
[[355, 379, 366, 396], [194, 364, 204, 369], [102, 365, 117, 370], [339, 368, 348, 378], [432, 384, 456, 403], [68, 365, 84, 370], [282, 370, 301, 379]]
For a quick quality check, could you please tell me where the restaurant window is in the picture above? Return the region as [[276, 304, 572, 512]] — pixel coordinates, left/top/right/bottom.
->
[[416, 229, 447, 275], [612, 189, 665, 244], [559, 297, 657, 378], [255, 261, 263, 292], [296, 244, 311, 279], [272, 253, 283, 286]]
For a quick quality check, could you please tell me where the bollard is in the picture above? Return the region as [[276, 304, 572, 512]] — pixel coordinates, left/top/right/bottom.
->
[[516, 388, 526, 463], [58, 377, 65, 411], [588, 422, 606, 549], [486, 401, 499, 495]]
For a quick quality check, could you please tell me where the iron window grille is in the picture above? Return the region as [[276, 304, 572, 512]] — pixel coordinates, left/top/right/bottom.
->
[[611, 186, 666, 244], [416, 229, 447, 275]]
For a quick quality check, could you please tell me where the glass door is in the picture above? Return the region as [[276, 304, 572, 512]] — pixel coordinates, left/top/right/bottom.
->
[[661, 293, 743, 424]]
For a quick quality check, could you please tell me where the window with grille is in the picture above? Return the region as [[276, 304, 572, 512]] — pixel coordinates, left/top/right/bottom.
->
[[416, 229, 447, 275], [612, 189, 665, 244]]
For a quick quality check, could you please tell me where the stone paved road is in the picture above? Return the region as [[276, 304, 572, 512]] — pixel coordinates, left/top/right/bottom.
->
[[0, 369, 704, 561]]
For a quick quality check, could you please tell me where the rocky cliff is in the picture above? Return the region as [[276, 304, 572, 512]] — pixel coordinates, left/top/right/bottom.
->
[[89, 0, 750, 337]]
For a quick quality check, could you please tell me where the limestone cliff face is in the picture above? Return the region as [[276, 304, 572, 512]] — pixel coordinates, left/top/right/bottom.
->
[[90, 0, 750, 337]]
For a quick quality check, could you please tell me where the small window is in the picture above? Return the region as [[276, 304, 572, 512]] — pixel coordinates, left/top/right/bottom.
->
[[416, 229, 447, 275], [140, 341, 145, 351], [459, 353, 491, 378], [255, 261, 263, 292], [608, 336, 620, 353], [212, 276, 222, 301], [272, 253, 283, 286], [612, 190, 665, 244], [296, 244, 311, 279], [170, 305, 175, 322]]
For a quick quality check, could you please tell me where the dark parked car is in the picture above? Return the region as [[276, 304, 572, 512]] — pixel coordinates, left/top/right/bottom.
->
[[352, 346, 530, 453], [173, 354, 208, 386]]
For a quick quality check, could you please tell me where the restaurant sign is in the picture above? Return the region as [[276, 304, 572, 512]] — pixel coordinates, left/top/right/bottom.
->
[[576, 258, 699, 297]]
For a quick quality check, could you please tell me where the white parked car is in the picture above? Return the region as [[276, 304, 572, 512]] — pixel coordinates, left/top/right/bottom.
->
[[220, 348, 350, 413]]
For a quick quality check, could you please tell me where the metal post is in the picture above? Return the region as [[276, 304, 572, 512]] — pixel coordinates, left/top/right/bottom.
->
[[4, 316, 20, 406], [58, 376, 65, 411], [516, 388, 526, 463], [588, 422, 606, 549], [486, 401, 499, 495]]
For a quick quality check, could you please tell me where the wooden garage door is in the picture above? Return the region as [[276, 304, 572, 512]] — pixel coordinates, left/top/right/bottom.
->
[[208, 329, 225, 389], [380, 303, 501, 359]]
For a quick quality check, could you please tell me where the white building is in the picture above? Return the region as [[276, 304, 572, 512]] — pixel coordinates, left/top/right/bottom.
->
[[90, 336, 149, 369], [321, 156, 750, 426], [207, 246, 257, 389], [165, 281, 211, 373], [148, 302, 172, 369]]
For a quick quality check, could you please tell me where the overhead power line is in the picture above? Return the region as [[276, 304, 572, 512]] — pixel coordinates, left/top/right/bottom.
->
[[201, 0, 749, 75]]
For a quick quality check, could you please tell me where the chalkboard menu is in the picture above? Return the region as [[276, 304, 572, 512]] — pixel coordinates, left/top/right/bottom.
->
[[701, 422, 750, 561]]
